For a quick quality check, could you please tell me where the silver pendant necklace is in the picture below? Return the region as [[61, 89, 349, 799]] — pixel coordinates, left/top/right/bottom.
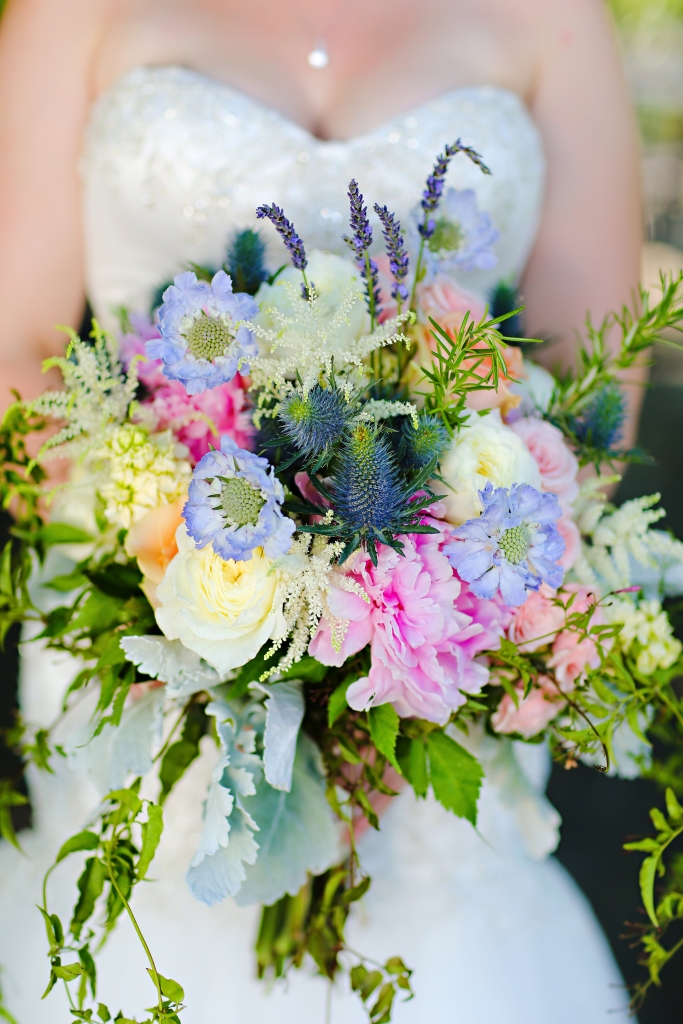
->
[[307, 38, 329, 69]]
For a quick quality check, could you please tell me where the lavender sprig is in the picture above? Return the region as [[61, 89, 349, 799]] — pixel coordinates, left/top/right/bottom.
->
[[343, 180, 382, 327], [419, 140, 491, 241], [256, 203, 308, 271], [374, 204, 409, 303]]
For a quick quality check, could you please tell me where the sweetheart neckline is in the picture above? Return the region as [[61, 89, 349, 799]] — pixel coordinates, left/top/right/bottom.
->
[[94, 64, 536, 147]]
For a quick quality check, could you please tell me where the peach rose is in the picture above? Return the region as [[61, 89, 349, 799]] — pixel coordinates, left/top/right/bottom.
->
[[491, 676, 565, 738], [124, 496, 186, 607], [508, 584, 565, 652], [510, 417, 579, 508]]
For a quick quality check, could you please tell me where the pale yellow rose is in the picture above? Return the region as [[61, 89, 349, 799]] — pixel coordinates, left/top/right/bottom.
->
[[155, 524, 286, 676]]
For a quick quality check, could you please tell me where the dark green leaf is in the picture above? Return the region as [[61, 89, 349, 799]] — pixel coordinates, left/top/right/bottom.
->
[[328, 679, 352, 727], [45, 571, 89, 592], [71, 590, 124, 633], [78, 945, 97, 999], [56, 830, 99, 864], [138, 804, 163, 880], [282, 654, 328, 683], [368, 705, 401, 775], [36, 524, 93, 546], [85, 563, 143, 599], [224, 647, 272, 699], [159, 704, 209, 803], [71, 857, 107, 939], [50, 913, 64, 946], [396, 737, 428, 798], [426, 731, 482, 825]]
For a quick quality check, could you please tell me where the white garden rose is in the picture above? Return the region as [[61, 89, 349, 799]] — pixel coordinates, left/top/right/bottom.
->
[[255, 250, 368, 350], [155, 524, 286, 676], [438, 409, 542, 525]]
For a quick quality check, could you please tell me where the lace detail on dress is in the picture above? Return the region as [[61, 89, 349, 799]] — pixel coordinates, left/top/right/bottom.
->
[[82, 66, 545, 326]]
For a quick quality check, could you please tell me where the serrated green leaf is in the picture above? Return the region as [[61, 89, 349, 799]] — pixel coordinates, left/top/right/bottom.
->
[[56, 830, 99, 864], [138, 805, 163, 880], [368, 705, 401, 775], [396, 737, 428, 798], [426, 731, 482, 825]]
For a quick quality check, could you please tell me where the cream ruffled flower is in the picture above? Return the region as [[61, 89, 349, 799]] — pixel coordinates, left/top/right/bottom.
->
[[97, 424, 191, 530], [607, 597, 682, 676], [155, 524, 286, 676], [438, 410, 541, 525]]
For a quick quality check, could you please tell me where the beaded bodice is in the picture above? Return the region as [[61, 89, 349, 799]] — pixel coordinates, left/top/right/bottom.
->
[[82, 65, 545, 328]]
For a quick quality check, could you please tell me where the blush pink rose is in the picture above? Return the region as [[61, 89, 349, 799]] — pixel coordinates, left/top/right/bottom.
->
[[491, 676, 565, 738], [507, 583, 565, 653], [547, 585, 605, 688], [510, 417, 579, 508], [556, 515, 581, 571], [309, 516, 509, 724]]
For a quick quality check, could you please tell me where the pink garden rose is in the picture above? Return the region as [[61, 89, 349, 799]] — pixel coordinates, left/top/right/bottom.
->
[[510, 417, 579, 509], [556, 515, 581, 571], [547, 584, 605, 689], [507, 583, 565, 653], [309, 513, 510, 724], [491, 676, 565, 738]]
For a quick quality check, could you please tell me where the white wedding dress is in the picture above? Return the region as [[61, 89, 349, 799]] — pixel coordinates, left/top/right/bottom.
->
[[0, 67, 632, 1023]]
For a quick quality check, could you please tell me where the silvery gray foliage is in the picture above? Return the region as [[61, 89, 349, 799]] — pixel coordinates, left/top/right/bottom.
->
[[251, 681, 305, 791], [120, 634, 222, 697]]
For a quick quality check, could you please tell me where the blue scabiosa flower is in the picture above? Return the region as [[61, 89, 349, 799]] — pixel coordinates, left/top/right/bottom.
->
[[278, 385, 356, 462], [444, 482, 565, 606], [148, 270, 259, 395], [374, 204, 410, 302], [183, 435, 296, 562], [411, 189, 499, 275]]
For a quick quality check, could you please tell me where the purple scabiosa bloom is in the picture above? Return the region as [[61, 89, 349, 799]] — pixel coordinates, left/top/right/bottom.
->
[[256, 203, 307, 271], [148, 270, 258, 396], [444, 481, 565, 607], [412, 188, 499, 274], [343, 180, 382, 321], [183, 435, 296, 562], [419, 140, 491, 241], [374, 204, 409, 302]]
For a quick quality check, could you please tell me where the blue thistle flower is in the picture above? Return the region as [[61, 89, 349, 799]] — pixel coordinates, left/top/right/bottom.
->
[[333, 423, 406, 534], [343, 180, 382, 322], [256, 203, 307, 271], [401, 414, 449, 471], [278, 385, 355, 461], [226, 229, 269, 296], [570, 385, 625, 453], [183, 435, 295, 562], [419, 140, 491, 241], [374, 204, 409, 302], [444, 482, 565, 607], [489, 280, 524, 339]]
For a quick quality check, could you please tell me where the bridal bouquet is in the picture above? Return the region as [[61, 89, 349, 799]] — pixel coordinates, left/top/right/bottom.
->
[[3, 139, 683, 1023]]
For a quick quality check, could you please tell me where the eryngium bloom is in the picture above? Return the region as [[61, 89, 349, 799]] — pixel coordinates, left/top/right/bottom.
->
[[569, 384, 626, 453], [278, 385, 355, 461], [183, 435, 295, 562], [226, 228, 269, 296], [444, 482, 565, 606], [149, 271, 258, 395], [333, 423, 408, 535], [401, 414, 449, 471]]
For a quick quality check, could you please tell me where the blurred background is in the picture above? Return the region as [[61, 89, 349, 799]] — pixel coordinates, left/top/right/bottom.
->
[[2, 0, 683, 1019]]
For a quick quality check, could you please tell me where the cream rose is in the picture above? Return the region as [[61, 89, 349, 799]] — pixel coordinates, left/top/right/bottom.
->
[[155, 524, 286, 676], [438, 409, 541, 525]]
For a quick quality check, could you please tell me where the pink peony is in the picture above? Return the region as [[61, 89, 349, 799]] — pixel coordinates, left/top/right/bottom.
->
[[491, 676, 565, 738], [510, 417, 579, 509], [310, 516, 510, 724], [507, 583, 565, 653], [547, 585, 605, 689], [142, 376, 253, 464]]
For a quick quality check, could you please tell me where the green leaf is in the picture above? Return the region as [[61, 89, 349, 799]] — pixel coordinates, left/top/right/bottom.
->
[[50, 913, 64, 946], [159, 703, 209, 803], [138, 804, 163, 880], [426, 731, 482, 825], [224, 647, 273, 699], [396, 737, 428, 798], [71, 857, 107, 939], [147, 970, 184, 1003], [36, 523, 93, 546], [368, 705, 402, 775], [85, 563, 143, 600], [56, 830, 99, 864], [37, 905, 58, 948], [640, 853, 660, 927], [71, 590, 124, 633], [52, 962, 84, 981], [650, 808, 670, 834], [41, 969, 58, 1000], [78, 944, 97, 999], [342, 875, 371, 904], [282, 654, 328, 682], [328, 679, 352, 727], [97, 1005, 111, 1022], [45, 571, 89, 592], [355, 788, 379, 830], [666, 787, 683, 823]]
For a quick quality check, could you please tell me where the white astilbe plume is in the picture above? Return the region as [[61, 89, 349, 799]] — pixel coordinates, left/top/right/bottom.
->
[[246, 281, 411, 394], [572, 483, 683, 592], [30, 322, 140, 462], [262, 533, 369, 676], [357, 399, 419, 427]]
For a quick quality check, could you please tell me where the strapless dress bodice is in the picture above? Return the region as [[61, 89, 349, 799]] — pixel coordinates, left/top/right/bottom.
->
[[81, 65, 545, 327]]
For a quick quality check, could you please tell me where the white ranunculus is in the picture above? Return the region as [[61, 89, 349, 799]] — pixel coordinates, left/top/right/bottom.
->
[[155, 524, 286, 676], [254, 250, 368, 350], [438, 409, 542, 525]]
